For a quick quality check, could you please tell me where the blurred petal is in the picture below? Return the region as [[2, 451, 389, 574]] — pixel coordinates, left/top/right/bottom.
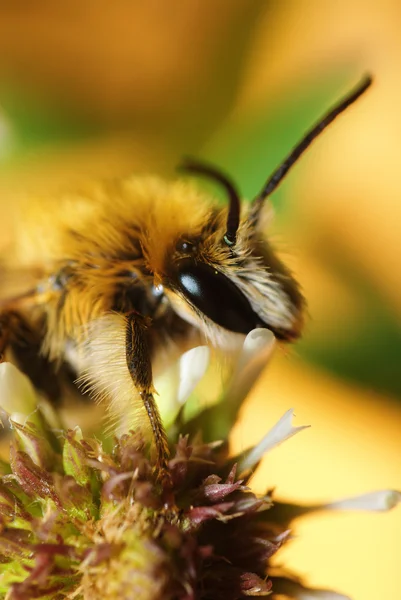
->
[[182, 329, 275, 441], [324, 490, 401, 512], [0, 362, 39, 424], [155, 345, 210, 427], [267, 490, 401, 525], [238, 329, 275, 369], [238, 409, 309, 475], [225, 329, 275, 410], [177, 346, 210, 405]]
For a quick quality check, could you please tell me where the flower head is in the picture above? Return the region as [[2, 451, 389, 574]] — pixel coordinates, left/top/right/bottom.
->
[[0, 330, 399, 600]]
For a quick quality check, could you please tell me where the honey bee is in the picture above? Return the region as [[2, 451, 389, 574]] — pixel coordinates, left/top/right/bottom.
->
[[0, 76, 371, 470]]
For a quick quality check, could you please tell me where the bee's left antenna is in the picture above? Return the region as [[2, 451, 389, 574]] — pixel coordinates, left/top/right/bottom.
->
[[179, 158, 241, 247], [250, 74, 373, 225]]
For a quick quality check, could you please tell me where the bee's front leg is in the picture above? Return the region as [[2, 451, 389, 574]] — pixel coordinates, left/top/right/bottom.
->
[[125, 313, 170, 474]]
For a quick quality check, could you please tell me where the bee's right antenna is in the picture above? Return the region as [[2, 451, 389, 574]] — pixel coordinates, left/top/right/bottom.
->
[[249, 74, 373, 226]]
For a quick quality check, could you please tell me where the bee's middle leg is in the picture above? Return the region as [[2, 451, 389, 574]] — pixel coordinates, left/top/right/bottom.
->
[[125, 313, 170, 473], [0, 311, 14, 361]]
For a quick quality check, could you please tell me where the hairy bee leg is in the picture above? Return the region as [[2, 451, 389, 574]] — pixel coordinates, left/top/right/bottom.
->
[[125, 313, 170, 474]]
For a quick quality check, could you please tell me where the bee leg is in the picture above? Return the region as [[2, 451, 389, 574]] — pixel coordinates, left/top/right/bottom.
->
[[125, 313, 170, 474], [0, 316, 10, 362], [0, 310, 62, 403], [0, 311, 19, 361]]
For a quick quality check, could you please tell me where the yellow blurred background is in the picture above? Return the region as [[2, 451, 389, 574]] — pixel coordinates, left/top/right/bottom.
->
[[0, 2, 400, 598]]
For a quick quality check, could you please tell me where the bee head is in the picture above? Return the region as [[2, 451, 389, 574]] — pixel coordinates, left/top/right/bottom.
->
[[163, 76, 372, 343], [163, 160, 303, 342]]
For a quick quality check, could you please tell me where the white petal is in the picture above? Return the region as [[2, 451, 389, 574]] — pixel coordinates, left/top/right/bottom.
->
[[224, 328, 275, 411], [154, 345, 211, 426], [238, 328, 275, 371], [177, 346, 210, 404], [0, 362, 38, 416], [238, 409, 309, 474], [325, 490, 401, 512]]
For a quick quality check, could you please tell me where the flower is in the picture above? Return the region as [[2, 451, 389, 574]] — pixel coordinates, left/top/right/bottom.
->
[[0, 331, 399, 600]]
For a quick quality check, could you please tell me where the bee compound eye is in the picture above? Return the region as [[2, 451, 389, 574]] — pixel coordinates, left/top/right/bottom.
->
[[175, 259, 260, 334]]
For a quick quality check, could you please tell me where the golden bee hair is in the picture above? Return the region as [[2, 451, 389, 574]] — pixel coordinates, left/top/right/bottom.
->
[[0, 75, 372, 473]]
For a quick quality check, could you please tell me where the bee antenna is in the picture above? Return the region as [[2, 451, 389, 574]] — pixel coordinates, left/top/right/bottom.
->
[[178, 158, 241, 247], [249, 74, 373, 225]]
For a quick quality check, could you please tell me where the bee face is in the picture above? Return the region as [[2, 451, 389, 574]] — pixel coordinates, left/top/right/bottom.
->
[[152, 164, 304, 343], [161, 214, 304, 342], [175, 257, 264, 334]]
